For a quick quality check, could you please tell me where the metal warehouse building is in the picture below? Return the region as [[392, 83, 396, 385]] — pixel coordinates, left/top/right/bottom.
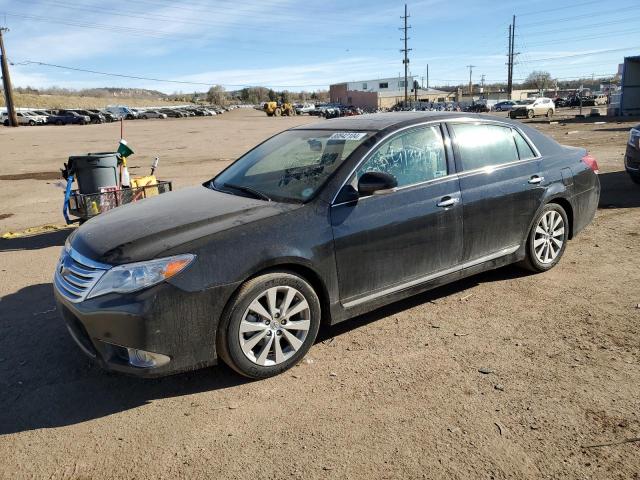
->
[[329, 76, 455, 110]]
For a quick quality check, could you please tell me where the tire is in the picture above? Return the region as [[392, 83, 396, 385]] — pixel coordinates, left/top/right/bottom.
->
[[3, 120, 8, 126], [527, 110, 534, 119], [521, 203, 569, 272], [217, 271, 321, 379], [142, 115, 148, 120], [546, 109, 554, 118], [56, 120, 63, 126], [29, 120, 36, 126], [274, 108, 282, 117]]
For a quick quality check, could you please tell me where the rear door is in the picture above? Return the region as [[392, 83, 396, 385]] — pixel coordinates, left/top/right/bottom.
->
[[331, 124, 463, 305], [447, 121, 543, 263]]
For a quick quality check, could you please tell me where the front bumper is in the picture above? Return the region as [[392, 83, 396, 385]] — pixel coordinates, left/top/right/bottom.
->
[[625, 145, 640, 176], [54, 278, 239, 377]]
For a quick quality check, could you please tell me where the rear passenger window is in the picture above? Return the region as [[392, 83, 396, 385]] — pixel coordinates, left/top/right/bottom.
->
[[513, 130, 536, 160], [450, 123, 519, 171]]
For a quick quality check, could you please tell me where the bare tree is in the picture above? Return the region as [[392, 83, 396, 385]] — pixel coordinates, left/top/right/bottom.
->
[[206, 85, 227, 106], [525, 71, 553, 92]]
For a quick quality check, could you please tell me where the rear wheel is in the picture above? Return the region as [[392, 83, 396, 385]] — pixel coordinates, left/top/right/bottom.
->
[[29, 120, 36, 126], [217, 272, 321, 379], [521, 203, 569, 272], [527, 110, 535, 119], [274, 108, 282, 117]]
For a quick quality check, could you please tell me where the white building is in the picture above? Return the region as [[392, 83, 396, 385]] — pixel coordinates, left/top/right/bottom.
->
[[343, 76, 417, 93]]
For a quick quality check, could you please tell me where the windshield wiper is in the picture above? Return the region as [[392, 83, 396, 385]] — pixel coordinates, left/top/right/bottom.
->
[[221, 183, 271, 201]]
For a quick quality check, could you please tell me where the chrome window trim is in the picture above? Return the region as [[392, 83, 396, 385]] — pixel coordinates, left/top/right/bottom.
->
[[330, 116, 541, 206], [342, 244, 520, 308], [447, 121, 542, 175], [330, 120, 450, 205]]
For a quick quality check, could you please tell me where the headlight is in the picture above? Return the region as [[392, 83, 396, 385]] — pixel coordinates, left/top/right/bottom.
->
[[628, 128, 640, 150], [87, 254, 195, 299]]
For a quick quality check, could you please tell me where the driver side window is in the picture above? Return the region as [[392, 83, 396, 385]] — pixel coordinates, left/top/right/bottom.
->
[[355, 125, 447, 187]]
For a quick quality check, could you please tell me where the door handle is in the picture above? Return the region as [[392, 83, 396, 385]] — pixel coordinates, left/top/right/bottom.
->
[[437, 196, 459, 208], [528, 175, 544, 184]]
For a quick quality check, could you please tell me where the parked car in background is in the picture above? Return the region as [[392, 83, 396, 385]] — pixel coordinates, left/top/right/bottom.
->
[[509, 98, 555, 119], [55, 112, 600, 379], [594, 94, 608, 106], [105, 106, 138, 120], [139, 110, 167, 119], [494, 100, 516, 111], [69, 109, 105, 124], [25, 111, 48, 124], [625, 125, 640, 185], [295, 103, 316, 115], [91, 109, 116, 123], [553, 97, 569, 108], [2, 111, 45, 126], [159, 108, 184, 118], [47, 110, 90, 125]]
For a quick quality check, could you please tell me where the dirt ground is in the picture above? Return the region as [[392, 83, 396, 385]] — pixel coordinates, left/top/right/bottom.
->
[[0, 108, 639, 479]]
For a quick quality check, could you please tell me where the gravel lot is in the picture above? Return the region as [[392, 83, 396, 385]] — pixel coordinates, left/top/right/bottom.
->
[[1, 108, 639, 479]]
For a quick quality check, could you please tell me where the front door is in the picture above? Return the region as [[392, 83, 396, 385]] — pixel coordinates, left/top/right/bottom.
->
[[331, 124, 463, 305]]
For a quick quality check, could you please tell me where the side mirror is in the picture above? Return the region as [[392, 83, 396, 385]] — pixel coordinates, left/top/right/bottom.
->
[[357, 171, 398, 196]]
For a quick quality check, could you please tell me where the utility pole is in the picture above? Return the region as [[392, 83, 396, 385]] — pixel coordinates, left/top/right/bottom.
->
[[426, 64, 429, 90], [0, 27, 18, 127], [466, 65, 475, 96], [507, 24, 513, 98], [400, 4, 411, 106], [507, 15, 517, 99]]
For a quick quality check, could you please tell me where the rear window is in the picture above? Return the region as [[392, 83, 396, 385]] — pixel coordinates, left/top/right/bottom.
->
[[450, 123, 519, 171], [514, 130, 536, 160]]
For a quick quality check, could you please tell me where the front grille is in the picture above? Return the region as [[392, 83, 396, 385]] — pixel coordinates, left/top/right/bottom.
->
[[54, 247, 110, 302]]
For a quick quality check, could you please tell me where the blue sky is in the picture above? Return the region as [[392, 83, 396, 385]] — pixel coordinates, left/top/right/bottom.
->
[[0, 0, 638, 93]]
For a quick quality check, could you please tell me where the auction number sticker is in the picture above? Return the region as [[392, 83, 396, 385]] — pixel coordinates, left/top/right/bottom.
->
[[329, 132, 367, 141]]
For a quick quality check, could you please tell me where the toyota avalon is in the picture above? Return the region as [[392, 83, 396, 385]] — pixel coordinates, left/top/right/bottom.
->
[[54, 112, 600, 378]]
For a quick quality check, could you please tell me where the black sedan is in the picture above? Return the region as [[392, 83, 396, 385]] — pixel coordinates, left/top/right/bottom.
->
[[54, 112, 600, 378], [47, 111, 90, 125]]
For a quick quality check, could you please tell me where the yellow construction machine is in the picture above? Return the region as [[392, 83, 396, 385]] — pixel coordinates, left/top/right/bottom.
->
[[263, 101, 296, 117]]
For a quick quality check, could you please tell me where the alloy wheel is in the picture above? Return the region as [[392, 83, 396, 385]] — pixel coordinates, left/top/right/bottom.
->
[[238, 286, 311, 366], [533, 210, 565, 264]]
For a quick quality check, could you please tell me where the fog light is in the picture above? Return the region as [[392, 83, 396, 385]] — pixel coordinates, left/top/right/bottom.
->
[[126, 348, 170, 368]]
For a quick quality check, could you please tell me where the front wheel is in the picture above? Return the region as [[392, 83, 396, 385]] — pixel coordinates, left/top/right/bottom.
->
[[546, 109, 554, 118], [521, 203, 569, 272], [217, 272, 321, 379], [527, 110, 535, 119]]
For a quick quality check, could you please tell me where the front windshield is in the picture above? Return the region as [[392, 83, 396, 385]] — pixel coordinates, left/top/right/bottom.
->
[[211, 129, 371, 202]]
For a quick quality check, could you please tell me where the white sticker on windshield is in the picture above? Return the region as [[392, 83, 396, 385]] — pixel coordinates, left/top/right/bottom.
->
[[328, 132, 367, 141]]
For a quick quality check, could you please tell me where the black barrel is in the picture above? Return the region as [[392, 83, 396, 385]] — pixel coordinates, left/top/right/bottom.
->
[[69, 153, 119, 194]]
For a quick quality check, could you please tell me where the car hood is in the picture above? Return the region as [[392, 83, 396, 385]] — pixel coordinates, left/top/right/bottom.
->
[[71, 186, 301, 265]]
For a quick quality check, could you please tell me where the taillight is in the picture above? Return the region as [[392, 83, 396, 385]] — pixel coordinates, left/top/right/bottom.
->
[[582, 153, 599, 174]]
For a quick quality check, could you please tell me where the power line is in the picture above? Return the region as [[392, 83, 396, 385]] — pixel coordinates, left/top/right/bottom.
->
[[516, 0, 602, 17], [13, 59, 330, 89]]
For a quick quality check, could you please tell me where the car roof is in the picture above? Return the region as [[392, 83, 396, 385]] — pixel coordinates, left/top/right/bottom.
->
[[291, 111, 522, 132]]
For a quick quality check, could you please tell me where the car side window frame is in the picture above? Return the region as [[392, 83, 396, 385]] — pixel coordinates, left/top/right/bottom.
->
[[350, 123, 451, 193], [447, 120, 541, 174]]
